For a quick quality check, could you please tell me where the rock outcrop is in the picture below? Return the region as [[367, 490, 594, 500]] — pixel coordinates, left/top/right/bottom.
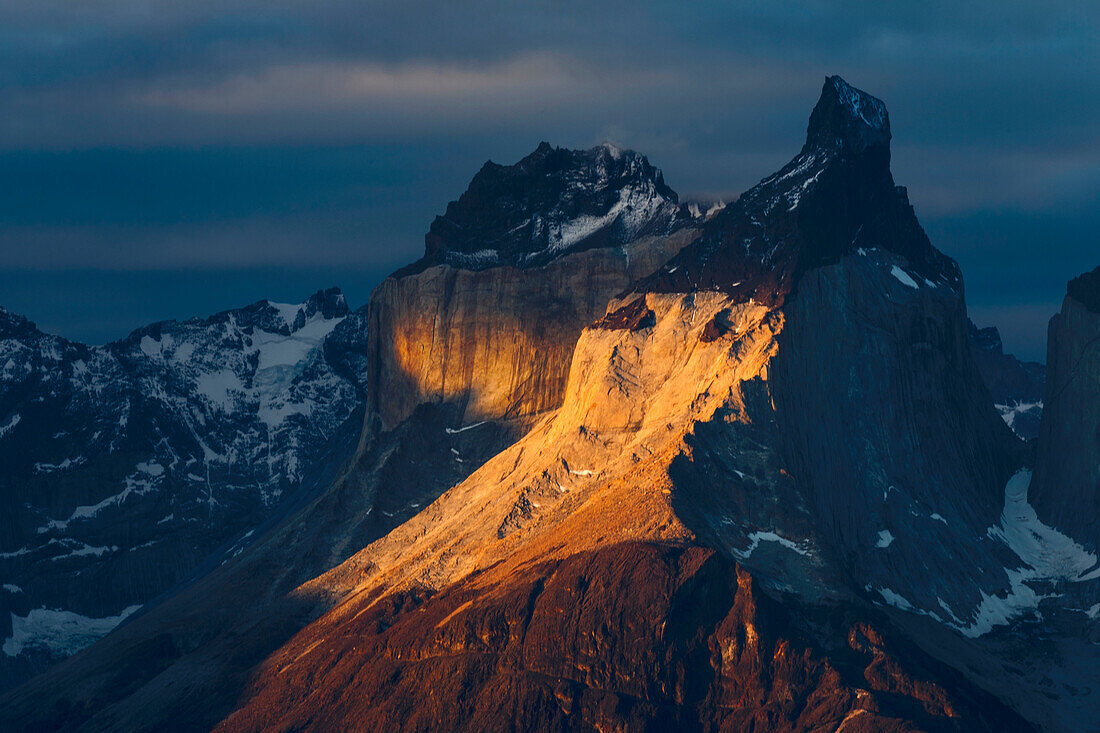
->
[[405, 141, 689, 273], [1032, 265, 1100, 551], [367, 231, 696, 432], [367, 142, 699, 432]]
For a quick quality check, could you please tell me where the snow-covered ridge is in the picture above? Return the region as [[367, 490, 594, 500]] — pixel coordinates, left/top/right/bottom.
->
[[0, 287, 369, 674]]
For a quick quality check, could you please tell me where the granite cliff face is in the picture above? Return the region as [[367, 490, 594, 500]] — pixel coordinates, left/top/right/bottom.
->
[[0, 78, 1092, 733], [367, 142, 699, 432], [0, 289, 367, 688], [1032, 266, 1100, 551]]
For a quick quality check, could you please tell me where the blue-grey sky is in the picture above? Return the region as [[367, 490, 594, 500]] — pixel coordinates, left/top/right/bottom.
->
[[1, 1, 1097, 361]]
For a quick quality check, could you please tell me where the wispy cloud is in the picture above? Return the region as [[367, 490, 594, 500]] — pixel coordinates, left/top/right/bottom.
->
[[0, 0, 1096, 356]]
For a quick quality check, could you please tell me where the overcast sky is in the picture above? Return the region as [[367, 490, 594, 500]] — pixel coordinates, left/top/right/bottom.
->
[[0, 1, 1096, 360]]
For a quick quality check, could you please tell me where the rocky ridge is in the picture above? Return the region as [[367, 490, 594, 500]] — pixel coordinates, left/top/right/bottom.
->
[[402, 141, 689, 273], [0, 289, 367, 688]]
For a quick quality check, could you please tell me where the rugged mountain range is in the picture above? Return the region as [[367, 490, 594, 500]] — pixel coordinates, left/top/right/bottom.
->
[[969, 322, 1045, 440], [1, 77, 1095, 732], [0, 289, 367, 688]]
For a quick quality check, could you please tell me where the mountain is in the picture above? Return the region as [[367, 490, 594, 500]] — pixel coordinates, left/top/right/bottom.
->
[[368, 140, 700, 434], [206, 76, 1039, 731], [402, 141, 690, 274], [1031, 266, 1100, 551], [969, 322, 1045, 440], [0, 289, 367, 688], [1, 77, 1094, 732]]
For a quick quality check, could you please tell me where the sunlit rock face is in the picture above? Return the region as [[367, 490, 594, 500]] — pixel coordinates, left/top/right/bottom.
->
[[1032, 266, 1100, 551], [366, 142, 700, 432], [0, 289, 367, 688], [216, 544, 1026, 733]]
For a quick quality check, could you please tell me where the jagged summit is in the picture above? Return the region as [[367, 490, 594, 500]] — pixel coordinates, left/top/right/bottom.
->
[[635, 76, 956, 303], [120, 287, 350, 346], [0, 307, 41, 340], [265, 286, 349, 329], [394, 141, 689, 275], [805, 75, 891, 155], [1067, 264, 1100, 313]]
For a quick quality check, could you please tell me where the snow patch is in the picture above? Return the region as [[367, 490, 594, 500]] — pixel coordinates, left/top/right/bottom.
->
[[890, 266, 919, 289], [2, 604, 141, 658], [877, 587, 914, 611], [194, 369, 243, 412], [995, 401, 1042, 435], [444, 421, 487, 435], [267, 301, 302, 328], [735, 531, 811, 559], [0, 413, 20, 438], [139, 335, 162, 358], [34, 456, 86, 474], [957, 470, 1100, 637]]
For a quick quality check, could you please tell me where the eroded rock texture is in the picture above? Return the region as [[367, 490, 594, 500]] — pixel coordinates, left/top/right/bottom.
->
[[367, 231, 696, 431], [219, 544, 1025, 733]]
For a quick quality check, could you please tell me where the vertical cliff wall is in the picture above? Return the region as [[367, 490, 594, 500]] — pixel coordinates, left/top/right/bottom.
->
[[366, 231, 697, 431], [1032, 266, 1100, 550]]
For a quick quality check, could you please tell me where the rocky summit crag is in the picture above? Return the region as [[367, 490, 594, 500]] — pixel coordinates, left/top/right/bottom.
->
[[402, 141, 690, 274], [1, 77, 1096, 733]]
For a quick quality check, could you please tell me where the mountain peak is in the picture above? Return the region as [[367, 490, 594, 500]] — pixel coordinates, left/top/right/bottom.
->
[[262, 287, 348, 332], [805, 75, 890, 155], [1066, 264, 1100, 314], [635, 76, 956, 303], [0, 306, 41, 340], [395, 141, 687, 275]]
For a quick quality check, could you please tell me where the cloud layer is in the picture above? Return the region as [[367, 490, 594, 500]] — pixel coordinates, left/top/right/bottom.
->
[[0, 1, 1096, 358]]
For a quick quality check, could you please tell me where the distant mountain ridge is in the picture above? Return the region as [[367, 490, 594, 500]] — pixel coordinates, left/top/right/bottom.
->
[[0, 288, 367, 688], [969, 321, 1045, 440]]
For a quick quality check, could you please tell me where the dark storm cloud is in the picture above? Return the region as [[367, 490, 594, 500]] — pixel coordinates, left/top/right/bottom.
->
[[0, 1, 1096, 359]]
